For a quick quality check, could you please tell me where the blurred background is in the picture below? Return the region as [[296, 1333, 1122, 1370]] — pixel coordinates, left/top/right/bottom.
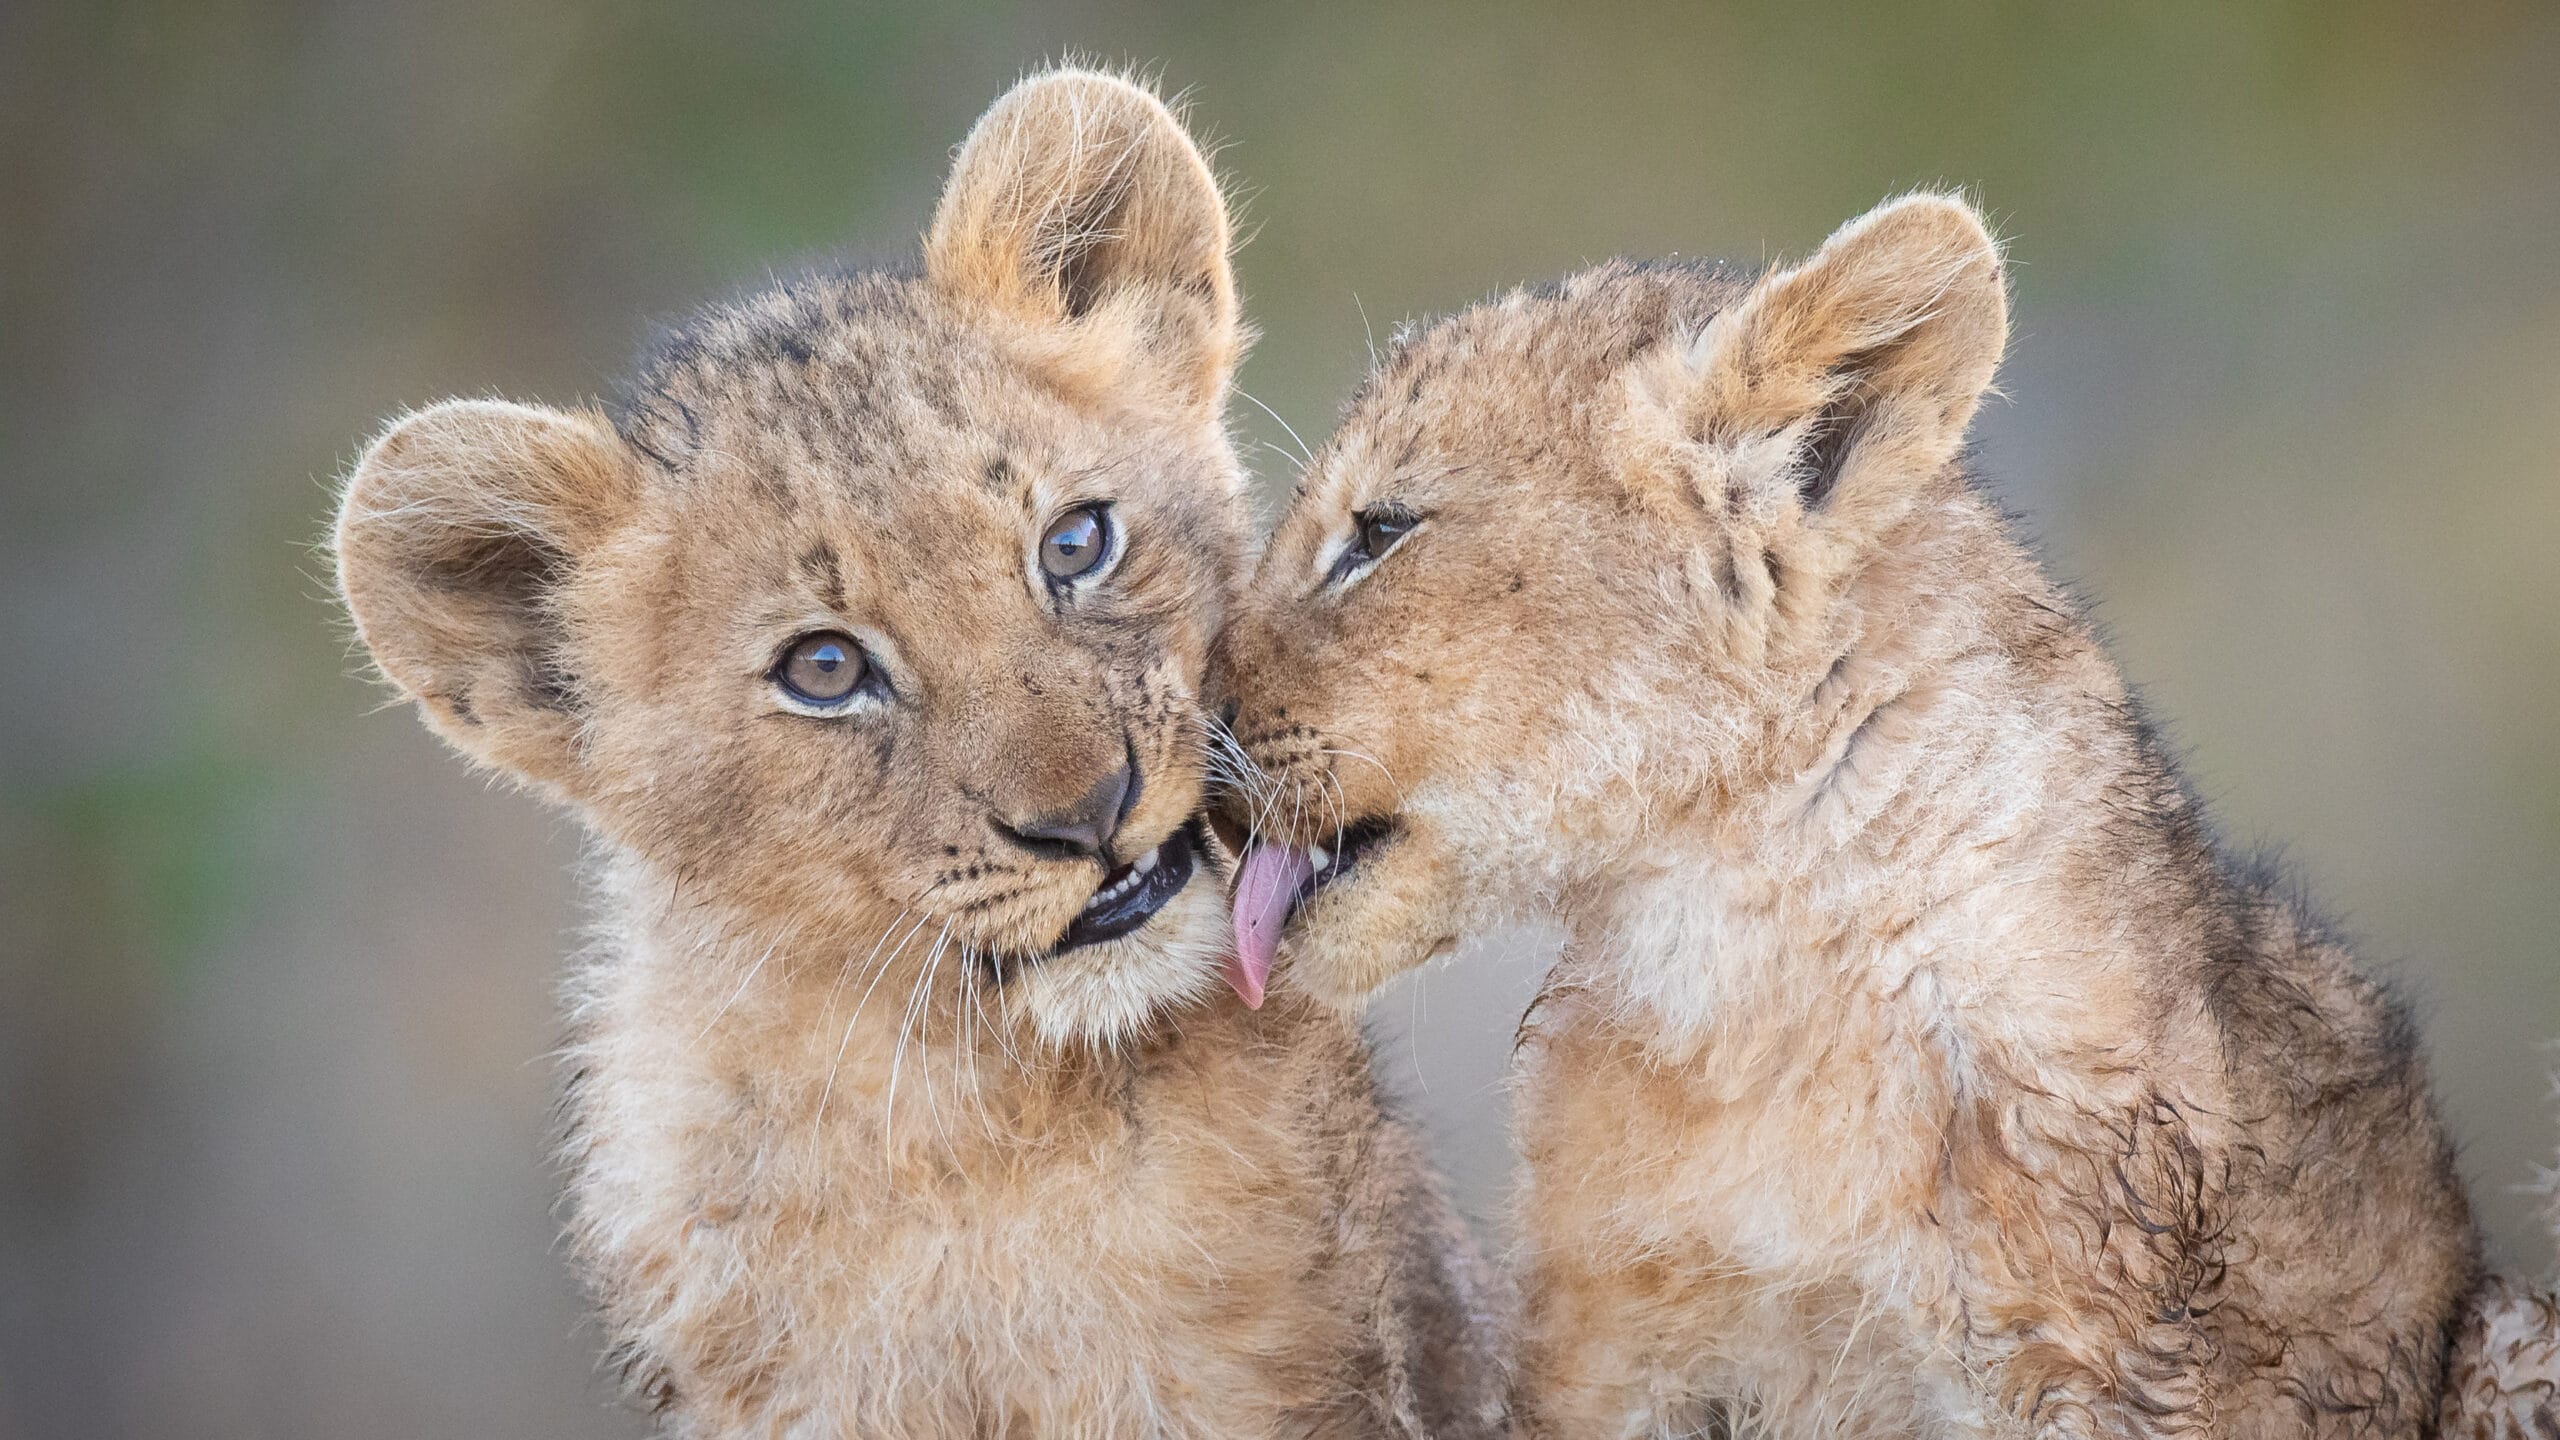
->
[[5, 1, 2556, 1434]]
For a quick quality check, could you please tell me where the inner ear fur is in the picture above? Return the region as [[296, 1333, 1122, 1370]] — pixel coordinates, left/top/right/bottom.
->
[[1683, 192, 2008, 523], [925, 66, 1241, 414], [333, 398, 634, 793]]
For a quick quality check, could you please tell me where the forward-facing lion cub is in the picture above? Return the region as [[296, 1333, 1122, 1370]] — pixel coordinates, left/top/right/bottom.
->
[[334, 70, 1504, 1438], [1215, 194, 2557, 1436]]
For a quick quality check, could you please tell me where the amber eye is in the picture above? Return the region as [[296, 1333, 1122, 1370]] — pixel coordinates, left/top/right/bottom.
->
[[1040, 504, 1115, 582], [775, 632, 869, 707]]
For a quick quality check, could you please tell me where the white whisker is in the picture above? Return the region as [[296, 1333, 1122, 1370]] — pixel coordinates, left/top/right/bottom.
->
[[694, 938, 777, 1044], [884, 918, 954, 1157], [815, 909, 927, 1140], [1322, 746, 1405, 804], [1235, 387, 1314, 468]]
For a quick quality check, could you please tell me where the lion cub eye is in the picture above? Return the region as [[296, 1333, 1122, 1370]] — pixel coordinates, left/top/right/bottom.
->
[[775, 632, 869, 707], [1040, 504, 1115, 582], [1356, 509, 1416, 558], [1328, 505, 1421, 585]]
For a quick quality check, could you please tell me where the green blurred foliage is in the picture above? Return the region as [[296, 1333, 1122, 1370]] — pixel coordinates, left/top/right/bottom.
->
[[33, 751, 281, 986]]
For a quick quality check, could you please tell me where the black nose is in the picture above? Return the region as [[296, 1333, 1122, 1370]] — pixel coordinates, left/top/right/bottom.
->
[[995, 756, 1137, 861]]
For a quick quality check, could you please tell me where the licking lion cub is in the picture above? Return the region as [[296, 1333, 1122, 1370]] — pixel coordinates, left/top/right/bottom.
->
[[1216, 194, 2557, 1436], [334, 69, 1505, 1438]]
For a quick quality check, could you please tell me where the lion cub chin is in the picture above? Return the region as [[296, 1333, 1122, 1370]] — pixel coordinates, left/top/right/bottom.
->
[[333, 69, 1505, 1439], [1216, 193, 2556, 1436]]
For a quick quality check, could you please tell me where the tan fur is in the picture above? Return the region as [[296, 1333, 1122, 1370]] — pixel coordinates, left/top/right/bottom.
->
[[333, 68, 1505, 1438], [1214, 194, 2554, 1436], [2439, 1101, 2560, 1438]]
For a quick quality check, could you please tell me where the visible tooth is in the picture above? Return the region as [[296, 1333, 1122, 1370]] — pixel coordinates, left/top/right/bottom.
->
[[1132, 846, 1160, 876], [1309, 844, 1332, 871]]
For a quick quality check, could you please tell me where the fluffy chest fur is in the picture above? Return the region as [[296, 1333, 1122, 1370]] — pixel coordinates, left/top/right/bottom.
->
[[1511, 775, 2472, 1440], [1516, 868, 2013, 1436], [563, 904, 1478, 1439]]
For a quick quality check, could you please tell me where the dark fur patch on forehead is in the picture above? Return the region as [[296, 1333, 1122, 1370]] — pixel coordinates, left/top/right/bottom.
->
[[798, 540, 847, 611], [608, 259, 962, 483]]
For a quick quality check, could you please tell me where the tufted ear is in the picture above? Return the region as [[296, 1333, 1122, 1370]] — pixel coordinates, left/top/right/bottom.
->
[[333, 399, 636, 795], [926, 67, 1241, 417], [1652, 193, 2007, 535]]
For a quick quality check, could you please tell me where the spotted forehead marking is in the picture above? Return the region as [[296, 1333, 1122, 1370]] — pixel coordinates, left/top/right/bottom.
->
[[610, 264, 1013, 501], [797, 541, 847, 611]]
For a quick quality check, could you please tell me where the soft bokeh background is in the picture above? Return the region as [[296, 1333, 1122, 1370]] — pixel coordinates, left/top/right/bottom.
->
[[6, 2, 2556, 1434]]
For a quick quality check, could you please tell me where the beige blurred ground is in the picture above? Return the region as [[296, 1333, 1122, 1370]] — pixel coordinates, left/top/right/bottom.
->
[[4, 3, 2556, 1435]]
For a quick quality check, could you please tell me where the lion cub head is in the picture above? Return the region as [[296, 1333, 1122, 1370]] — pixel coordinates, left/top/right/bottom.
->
[[1214, 195, 2008, 1007], [337, 70, 1251, 1046]]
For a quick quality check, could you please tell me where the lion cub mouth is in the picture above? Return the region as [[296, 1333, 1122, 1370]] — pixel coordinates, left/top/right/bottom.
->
[[1050, 818, 1205, 957], [1224, 817, 1398, 1007]]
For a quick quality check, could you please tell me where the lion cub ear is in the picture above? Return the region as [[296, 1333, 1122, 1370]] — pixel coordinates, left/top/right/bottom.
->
[[1655, 193, 2007, 533], [333, 399, 636, 796], [925, 67, 1240, 418]]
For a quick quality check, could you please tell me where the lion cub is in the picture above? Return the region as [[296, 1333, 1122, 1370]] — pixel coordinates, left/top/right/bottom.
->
[[334, 70, 1504, 1438], [1216, 194, 2555, 1435]]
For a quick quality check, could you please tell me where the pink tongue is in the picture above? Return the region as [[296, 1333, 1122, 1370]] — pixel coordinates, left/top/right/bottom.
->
[[1225, 844, 1314, 1009]]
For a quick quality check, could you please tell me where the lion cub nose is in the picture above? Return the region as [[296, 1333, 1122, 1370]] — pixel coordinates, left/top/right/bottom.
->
[[995, 757, 1137, 861]]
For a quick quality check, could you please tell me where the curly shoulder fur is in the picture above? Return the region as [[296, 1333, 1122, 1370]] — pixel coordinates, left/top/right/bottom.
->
[[333, 67, 1505, 1437], [1214, 193, 2554, 1437]]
